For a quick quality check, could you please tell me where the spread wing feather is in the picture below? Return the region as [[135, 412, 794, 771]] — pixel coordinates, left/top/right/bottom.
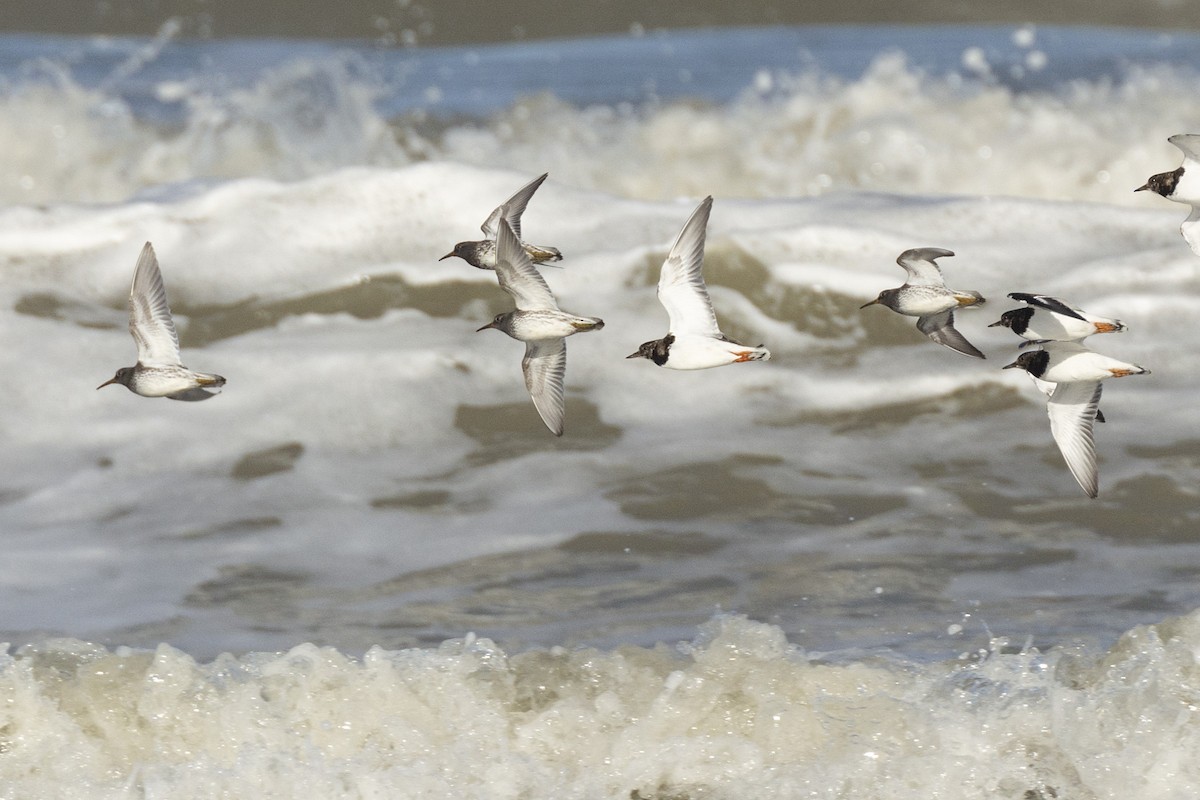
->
[[494, 218, 558, 311], [658, 196, 721, 337], [1007, 293, 1087, 322], [916, 310, 985, 358], [1169, 133, 1200, 164], [128, 242, 182, 367], [523, 338, 566, 436], [1047, 381, 1103, 498], [481, 173, 549, 240], [896, 247, 954, 287]]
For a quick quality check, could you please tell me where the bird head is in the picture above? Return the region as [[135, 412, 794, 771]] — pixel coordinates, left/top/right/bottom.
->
[[1136, 167, 1182, 198], [97, 367, 134, 390]]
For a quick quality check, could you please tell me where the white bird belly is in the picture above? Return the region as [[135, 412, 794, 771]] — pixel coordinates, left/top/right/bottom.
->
[[510, 312, 600, 341], [664, 336, 770, 370], [131, 370, 207, 397], [1042, 354, 1137, 383], [894, 291, 958, 317]]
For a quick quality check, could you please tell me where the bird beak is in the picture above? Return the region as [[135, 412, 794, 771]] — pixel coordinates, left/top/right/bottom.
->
[[625, 351, 642, 359], [1001, 360, 1022, 370], [96, 376, 119, 389], [859, 298, 879, 309], [439, 252, 456, 261], [987, 319, 1004, 327], [476, 321, 497, 332], [1134, 183, 1150, 192]]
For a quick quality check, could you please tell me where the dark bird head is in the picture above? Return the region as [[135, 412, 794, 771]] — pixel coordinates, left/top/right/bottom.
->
[[476, 312, 510, 333], [440, 241, 481, 266], [1136, 167, 1183, 198], [1001, 349, 1049, 377], [989, 307, 1032, 334], [97, 366, 134, 391], [860, 288, 899, 311], [626, 334, 673, 366]]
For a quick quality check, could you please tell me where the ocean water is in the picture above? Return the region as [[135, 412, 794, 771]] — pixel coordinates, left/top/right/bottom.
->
[[2, 22, 1200, 797]]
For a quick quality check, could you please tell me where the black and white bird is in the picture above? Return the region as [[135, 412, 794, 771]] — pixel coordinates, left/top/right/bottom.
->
[[476, 219, 603, 436], [860, 247, 986, 358], [627, 196, 770, 369], [990, 293, 1128, 347], [1136, 133, 1200, 256], [1003, 341, 1150, 498], [441, 173, 563, 269], [97, 242, 226, 401]]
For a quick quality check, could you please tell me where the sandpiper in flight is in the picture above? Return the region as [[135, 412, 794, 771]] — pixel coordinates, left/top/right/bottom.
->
[[1003, 341, 1149, 498], [626, 196, 770, 369], [1136, 133, 1200, 256], [476, 218, 603, 436], [440, 172, 563, 269], [97, 242, 226, 401], [860, 247, 986, 358], [990, 292, 1128, 347]]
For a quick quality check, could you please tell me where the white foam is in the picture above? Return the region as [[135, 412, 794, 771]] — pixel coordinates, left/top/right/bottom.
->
[[3, 613, 1200, 797]]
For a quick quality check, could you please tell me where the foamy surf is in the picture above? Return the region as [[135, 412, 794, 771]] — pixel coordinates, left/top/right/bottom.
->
[[4, 613, 1200, 797], [2, 26, 1200, 205]]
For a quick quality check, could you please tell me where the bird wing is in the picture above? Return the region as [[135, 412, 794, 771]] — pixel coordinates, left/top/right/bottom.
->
[[1047, 381, 1103, 498], [1169, 133, 1200, 165], [1039, 339, 1092, 359], [916, 310, 985, 358], [1007, 293, 1087, 322], [658, 196, 721, 337], [494, 218, 558, 311], [1028, 374, 1057, 398], [896, 247, 954, 286], [128, 242, 183, 367], [481, 173, 549, 240], [167, 388, 220, 402], [522, 338, 566, 436], [1180, 208, 1200, 258]]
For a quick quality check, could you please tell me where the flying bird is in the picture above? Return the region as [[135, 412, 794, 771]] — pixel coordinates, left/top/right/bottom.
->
[[441, 172, 563, 269], [97, 242, 225, 401], [860, 247, 986, 358], [476, 219, 603, 436], [627, 196, 770, 369], [1003, 341, 1149, 498], [1136, 133, 1200, 256], [990, 292, 1127, 347]]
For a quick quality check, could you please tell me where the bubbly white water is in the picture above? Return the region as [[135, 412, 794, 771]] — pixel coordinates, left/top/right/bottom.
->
[[7, 614, 1200, 798], [2, 23, 1200, 797]]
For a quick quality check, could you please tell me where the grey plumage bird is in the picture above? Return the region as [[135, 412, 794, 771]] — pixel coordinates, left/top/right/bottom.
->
[[476, 219, 602, 436], [860, 247, 986, 358], [441, 173, 563, 269], [97, 242, 226, 401]]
